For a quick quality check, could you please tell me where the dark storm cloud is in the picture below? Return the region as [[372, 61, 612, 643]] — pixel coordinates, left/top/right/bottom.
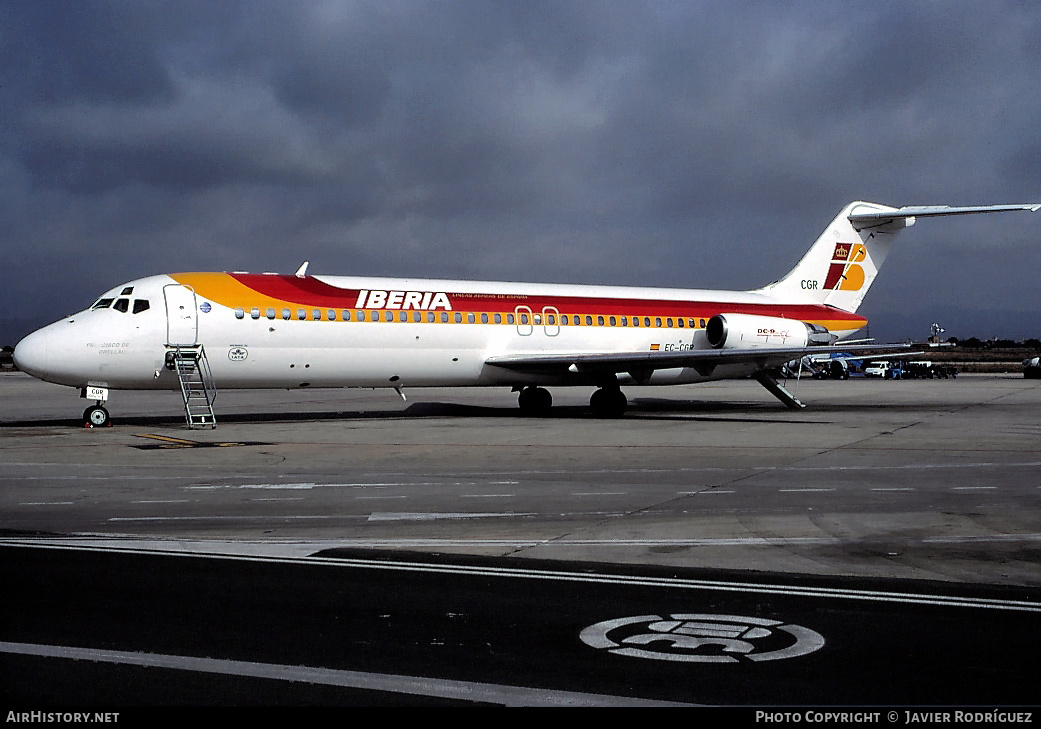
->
[[2, 0, 1039, 344]]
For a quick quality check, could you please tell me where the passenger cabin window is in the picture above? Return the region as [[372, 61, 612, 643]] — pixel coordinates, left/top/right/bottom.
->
[[235, 308, 245, 319], [132, 299, 150, 314], [343, 310, 351, 321], [282, 309, 291, 320], [585, 316, 593, 326], [251, 308, 260, 319], [92, 298, 114, 310], [113, 298, 129, 313], [329, 310, 337, 321], [298, 309, 307, 320], [507, 313, 515, 324], [267, 308, 276, 319]]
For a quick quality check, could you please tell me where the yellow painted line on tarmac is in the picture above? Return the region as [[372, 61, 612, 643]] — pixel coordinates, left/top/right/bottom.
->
[[133, 434, 255, 448]]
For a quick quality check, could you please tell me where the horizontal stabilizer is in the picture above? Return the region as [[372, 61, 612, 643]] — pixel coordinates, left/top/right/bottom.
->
[[848, 204, 1040, 231]]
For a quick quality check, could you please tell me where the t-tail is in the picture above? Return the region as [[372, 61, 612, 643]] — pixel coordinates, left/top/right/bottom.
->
[[756, 201, 1040, 314]]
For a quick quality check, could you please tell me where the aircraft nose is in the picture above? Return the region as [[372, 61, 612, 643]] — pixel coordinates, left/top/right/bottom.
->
[[13, 327, 52, 378]]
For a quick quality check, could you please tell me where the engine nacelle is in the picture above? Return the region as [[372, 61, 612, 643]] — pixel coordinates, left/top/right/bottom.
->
[[705, 313, 833, 350]]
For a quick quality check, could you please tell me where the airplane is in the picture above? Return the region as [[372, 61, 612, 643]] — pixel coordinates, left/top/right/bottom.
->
[[12, 201, 1039, 428]]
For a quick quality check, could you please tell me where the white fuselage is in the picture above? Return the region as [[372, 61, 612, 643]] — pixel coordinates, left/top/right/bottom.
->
[[13, 272, 866, 394]]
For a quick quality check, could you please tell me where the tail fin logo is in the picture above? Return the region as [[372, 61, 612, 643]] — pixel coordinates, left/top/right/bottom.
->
[[823, 243, 866, 291]]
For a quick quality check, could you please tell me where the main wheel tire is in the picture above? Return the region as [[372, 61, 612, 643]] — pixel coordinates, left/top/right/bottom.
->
[[518, 387, 552, 416], [589, 388, 627, 418], [83, 405, 110, 428]]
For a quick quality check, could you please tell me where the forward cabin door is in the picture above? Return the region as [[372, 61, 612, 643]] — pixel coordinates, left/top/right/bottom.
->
[[164, 284, 199, 346]]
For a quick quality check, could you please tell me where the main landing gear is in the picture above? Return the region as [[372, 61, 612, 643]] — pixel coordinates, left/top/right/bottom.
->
[[83, 404, 111, 428], [517, 386, 553, 416], [516, 385, 629, 418], [589, 385, 627, 418]]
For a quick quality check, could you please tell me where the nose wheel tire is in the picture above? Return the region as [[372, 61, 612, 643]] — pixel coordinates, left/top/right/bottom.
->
[[83, 405, 111, 428]]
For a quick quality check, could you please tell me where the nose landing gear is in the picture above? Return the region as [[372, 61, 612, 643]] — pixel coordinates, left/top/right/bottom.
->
[[83, 404, 111, 428], [80, 385, 112, 427]]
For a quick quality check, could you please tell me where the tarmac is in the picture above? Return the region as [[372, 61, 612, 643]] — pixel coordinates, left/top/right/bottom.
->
[[2, 370, 1039, 587]]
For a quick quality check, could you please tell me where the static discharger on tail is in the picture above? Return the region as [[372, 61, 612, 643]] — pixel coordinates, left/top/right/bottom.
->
[[13, 202, 1039, 428]]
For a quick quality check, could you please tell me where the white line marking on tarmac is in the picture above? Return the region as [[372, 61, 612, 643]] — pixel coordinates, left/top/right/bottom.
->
[[3, 540, 1039, 612], [0, 641, 684, 707], [367, 512, 535, 521]]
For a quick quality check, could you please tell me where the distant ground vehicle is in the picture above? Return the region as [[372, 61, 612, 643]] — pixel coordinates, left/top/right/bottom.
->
[[903, 361, 957, 379], [864, 360, 902, 379], [812, 359, 850, 380], [1025, 356, 1041, 379]]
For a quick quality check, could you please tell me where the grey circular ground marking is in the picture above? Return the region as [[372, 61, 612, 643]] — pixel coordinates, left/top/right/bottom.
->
[[580, 613, 825, 663]]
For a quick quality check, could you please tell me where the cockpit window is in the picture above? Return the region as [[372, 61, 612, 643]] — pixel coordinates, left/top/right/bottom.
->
[[92, 298, 114, 310], [113, 298, 130, 313], [132, 299, 150, 314], [121, 286, 134, 296]]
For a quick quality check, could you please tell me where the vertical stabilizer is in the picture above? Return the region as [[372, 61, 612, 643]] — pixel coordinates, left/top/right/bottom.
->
[[756, 202, 901, 314], [756, 201, 1039, 314]]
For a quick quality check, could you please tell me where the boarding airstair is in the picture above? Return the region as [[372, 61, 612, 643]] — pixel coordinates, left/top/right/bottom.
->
[[167, 346, 217, 429]]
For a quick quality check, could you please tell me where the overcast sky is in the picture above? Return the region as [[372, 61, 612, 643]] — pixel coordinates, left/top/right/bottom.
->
[[3, 0, 1039, 345]]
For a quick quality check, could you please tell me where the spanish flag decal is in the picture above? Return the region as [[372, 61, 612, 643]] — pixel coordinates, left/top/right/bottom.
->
[[650, 344, 661, 351]]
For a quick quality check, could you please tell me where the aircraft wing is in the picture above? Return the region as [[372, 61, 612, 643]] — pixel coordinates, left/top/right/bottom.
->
[[485, 343, 918, 379]]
